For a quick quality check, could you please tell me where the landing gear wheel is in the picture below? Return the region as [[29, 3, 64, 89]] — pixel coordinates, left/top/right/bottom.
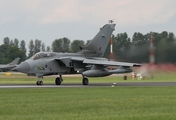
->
[[36, 81, 43, 85], [39, 81, 43, 85], [55, 77, 62, 85], [82, 78, 89, 85], [36, 81, 39, 85]]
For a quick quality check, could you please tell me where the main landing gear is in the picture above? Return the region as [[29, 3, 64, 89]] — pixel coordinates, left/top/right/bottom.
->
[[54, 75, 89, 85], [82, 76, 89, 85], [36, 76, 43, 85], [55, 75, 63, 85]]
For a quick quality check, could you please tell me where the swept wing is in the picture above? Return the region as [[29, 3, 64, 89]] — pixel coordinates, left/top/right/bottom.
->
[[83, 59, 141, 67]]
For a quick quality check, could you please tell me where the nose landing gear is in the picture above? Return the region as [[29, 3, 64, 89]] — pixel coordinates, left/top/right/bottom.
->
[[36, 76, 43, 85], [36, 81, 43, 85]]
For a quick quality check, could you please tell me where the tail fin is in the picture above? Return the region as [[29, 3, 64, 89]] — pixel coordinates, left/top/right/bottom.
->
[[9, 58, 20, 65], [80, 23, 115, 56]]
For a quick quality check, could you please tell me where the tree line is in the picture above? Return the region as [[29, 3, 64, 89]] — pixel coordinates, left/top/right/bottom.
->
[[0, 31, 176, 64]]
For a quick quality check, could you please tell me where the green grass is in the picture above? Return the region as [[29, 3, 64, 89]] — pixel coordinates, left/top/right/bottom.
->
[[1, 87, 176, 120], [1, 72, 176, 119], [1, 72, 176, 84]]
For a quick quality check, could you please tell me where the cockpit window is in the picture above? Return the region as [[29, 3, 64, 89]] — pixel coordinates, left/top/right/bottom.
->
[[30, 52, 57, 60], [34, 54, 41, 60]]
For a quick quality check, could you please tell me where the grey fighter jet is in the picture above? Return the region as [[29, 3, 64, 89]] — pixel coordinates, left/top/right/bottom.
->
[[14, 23, 141, 85], [0, 58, 20, 71]]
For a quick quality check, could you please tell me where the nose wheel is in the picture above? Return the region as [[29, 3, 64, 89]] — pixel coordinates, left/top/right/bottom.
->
[[36, 76, 43, 85], [36, 81, 43, 85]]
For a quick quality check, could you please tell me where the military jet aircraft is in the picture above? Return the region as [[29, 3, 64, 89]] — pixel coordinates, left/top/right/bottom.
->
[[14, 23, 141, 85], [0, 58, 20, 71]]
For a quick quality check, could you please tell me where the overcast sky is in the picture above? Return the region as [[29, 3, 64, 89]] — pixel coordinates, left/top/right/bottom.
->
[[0, 0, 176, 48]]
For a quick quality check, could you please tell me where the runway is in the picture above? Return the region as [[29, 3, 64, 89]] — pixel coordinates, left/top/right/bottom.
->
[[1, 82, 176, 88]]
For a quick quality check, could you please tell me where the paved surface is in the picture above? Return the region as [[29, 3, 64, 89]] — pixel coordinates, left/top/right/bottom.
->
[[1, 82, 176, 88]]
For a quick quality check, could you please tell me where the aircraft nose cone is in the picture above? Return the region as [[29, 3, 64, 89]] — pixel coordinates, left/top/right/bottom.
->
[[15, 62, 30, 73]]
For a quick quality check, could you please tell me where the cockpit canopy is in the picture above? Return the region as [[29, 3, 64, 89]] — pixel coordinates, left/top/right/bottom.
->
[[30, 52, 57, 60]]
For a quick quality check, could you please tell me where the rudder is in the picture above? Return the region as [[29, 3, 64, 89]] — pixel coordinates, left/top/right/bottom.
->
[[81, 23, 115, 56], [9, 58, 20, 65]]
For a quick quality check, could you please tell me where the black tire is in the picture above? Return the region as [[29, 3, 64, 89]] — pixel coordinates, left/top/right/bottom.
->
[[36, 81, 39, 85], [40, 81, 43, 86], [82, 78, 89, 85], [36, 81, 43, 85], [55, 77, 62, 85]]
